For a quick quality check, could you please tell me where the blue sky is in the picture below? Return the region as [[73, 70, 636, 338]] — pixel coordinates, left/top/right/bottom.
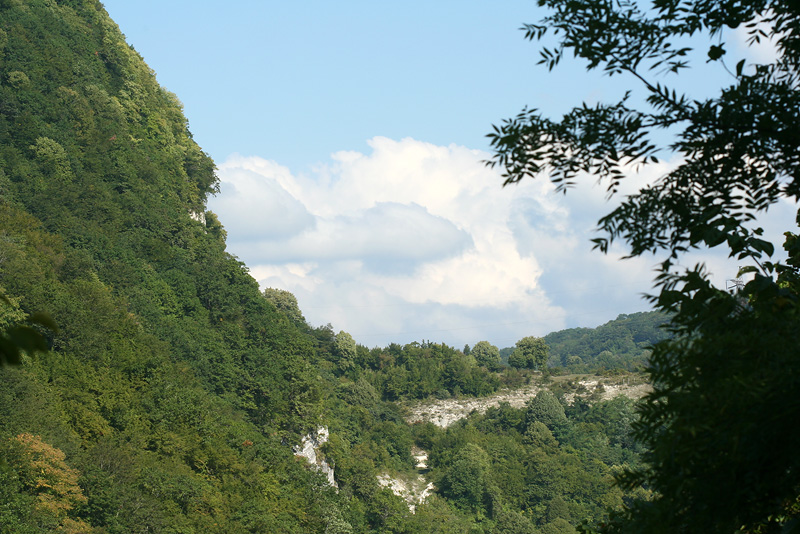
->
[[101, 1, 793, 349], [102, 1, 604, 170]]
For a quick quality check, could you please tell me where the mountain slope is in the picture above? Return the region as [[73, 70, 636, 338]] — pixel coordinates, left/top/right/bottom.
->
[[543, 311, 669, 372], [0, 2, 333, 531]]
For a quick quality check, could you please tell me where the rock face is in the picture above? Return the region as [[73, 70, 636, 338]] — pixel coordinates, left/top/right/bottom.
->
[[295, 428, 434, 511], [377, 448, 434, 513], [406, 378, 650, 428], [405, 384, 541, 427], [377, 473, 434, 513], [294, 426, 337, 488], [412, 447, 429, 469]]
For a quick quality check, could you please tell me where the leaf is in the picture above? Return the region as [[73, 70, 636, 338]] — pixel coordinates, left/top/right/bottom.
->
[[737, 266, 758, 277], [707, 44, 726, 61]]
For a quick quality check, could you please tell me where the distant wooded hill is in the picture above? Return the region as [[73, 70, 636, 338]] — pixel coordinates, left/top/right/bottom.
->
[[500, 311, 670, 373], [545, 311, 669, 372]]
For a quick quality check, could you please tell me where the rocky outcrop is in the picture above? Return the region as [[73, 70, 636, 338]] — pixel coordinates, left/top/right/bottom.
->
[[377, 473, 434, 513], [412, 447, 429, 470], [405, 384, 541, 427], [294, 426, 337, 488], [406, 377, 650, 428], [377, 447, 434, 513]]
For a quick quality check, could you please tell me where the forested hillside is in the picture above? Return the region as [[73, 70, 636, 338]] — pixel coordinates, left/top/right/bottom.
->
[[542, 312, 669, 372], [0, 1, 332, 531], [0, 2, 648, 532]]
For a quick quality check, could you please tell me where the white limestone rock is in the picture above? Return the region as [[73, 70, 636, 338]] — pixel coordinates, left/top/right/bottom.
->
[[294, 426, 337, 488]]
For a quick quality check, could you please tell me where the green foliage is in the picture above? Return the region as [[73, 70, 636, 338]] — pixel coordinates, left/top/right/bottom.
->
[[426, 392, 642, 532], [335, 330, 357, 374], [0, 285, 57, 368], [544, 312, 669, 373], [541, 518, 576, 534], [525, 391, 567, 432], [0, 0, 663, 531], [2, 433, 96, 532], [492, 509, 538, 534], [0, 465, 39, 533], [262, 287, 306, 326], [0, 1, 337, 531], [489, 1, 800, 531], [437, 443, 494, 514], [509, 336, 548, 370], [609, 260, 800, 533], [471, 340, 501, 371], [352, 341, 501, 401]]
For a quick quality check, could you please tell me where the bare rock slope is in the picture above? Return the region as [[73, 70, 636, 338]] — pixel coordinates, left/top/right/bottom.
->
[[405, 376, 650, 428]]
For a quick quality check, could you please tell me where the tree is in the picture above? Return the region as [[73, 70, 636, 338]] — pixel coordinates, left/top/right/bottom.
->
[[525, 391, 567, 432], [437, 443, 495, 515], [493, 508, 538, 534], [334, 330, 357, 374], [471, 340, 501, 370], [489, 2, 800, 532], [508, 336, 548, 369], [4, 433, 96, 532], [541, 518, 577, 534], [261, 287, 306, 325]]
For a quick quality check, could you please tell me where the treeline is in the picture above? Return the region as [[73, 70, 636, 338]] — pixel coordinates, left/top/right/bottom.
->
[[315, 327, 502, 400], [259, 291, 507, 401]]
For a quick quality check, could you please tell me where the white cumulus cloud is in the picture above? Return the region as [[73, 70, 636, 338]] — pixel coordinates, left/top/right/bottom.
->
[[209, 164, 314, 240], [208, 137, 664, 348]]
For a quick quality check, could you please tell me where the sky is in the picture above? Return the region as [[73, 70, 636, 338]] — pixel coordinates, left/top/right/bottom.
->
[[101, 1, 796, 349]]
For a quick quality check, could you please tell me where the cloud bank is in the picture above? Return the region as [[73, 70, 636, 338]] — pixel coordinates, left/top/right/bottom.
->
[[208, 137, 677, 348]]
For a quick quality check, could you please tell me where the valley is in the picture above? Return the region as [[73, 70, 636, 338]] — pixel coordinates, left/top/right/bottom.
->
[[0, 2, 675, 532]]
